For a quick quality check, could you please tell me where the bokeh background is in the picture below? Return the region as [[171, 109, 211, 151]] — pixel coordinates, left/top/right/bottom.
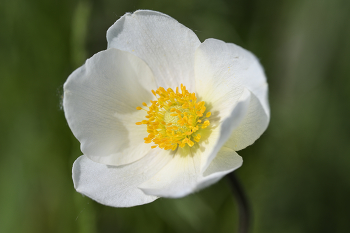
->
[[1, 0, 350, 232]]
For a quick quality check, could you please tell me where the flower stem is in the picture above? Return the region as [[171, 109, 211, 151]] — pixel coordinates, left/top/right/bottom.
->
[[228, 172, 251, 233]]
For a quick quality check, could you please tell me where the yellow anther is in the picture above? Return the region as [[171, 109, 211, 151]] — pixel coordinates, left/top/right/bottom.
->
[[202, 120, 210, 129], [192, 126, 198, 133], [136, 85, 210, 151], [193, 134, 201, 142], [187, 139, 194, 147], [191, 93, 196, 101], [197, 111, 203, 117], [159, 87, 166, 93]]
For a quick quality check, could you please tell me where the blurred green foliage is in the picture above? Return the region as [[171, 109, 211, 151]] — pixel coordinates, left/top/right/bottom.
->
[[1, 0, 350, 232]]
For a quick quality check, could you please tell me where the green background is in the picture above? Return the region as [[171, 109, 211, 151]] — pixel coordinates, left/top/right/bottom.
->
[[1, 0, 350, 232]]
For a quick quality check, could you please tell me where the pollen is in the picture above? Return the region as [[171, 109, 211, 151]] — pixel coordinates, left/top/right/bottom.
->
[[136, 84, 211, 150]]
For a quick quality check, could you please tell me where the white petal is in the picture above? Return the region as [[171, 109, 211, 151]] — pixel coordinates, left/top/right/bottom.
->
[[107, 10, 201, 91], [138, 146, 242, 198], [64, 48, 157, 166], [197, 147, 242, 191], [195, 38, 270, 118], [194, 38, 270, 167], [73, 149, 172, 207], [225, 91, 269, 151], [194, 42, 245, 122], [199, 89, 251, 171], [138, 146, 201, 198]]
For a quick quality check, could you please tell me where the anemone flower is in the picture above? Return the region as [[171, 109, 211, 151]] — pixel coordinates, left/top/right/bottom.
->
[[63, 10, 270, 207]]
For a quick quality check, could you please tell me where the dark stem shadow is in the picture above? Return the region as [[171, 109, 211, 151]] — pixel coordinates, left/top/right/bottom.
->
[[228, 172, 251, 233]]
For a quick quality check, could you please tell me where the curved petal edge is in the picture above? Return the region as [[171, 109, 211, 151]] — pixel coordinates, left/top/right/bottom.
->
[[106, 10, 201, 91], [73, 149, 172, 207]]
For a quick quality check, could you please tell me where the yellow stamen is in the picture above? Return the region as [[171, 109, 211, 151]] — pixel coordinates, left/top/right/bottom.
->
[[136, 84, 211, 150], [202, 120, 210, 129], [193, 134, 201, 142]]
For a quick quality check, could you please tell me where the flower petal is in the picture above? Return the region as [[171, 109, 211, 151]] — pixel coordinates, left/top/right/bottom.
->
[[194, 38, 270, 169], [225, 91, 270, 151], [199, 89, 251, 171], [63, 48, 157, 166], [138, 146, 242, 198], [107, 10, 201, 91], [72, 149, 172, 207], [194, 42, 244, 122], [138, 146, 201, 198], [194, 38, 270, 118], [196, 147, 242, 191]]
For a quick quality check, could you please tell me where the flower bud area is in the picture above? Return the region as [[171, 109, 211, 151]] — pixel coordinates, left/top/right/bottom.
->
[[136, 84, 211, 151]]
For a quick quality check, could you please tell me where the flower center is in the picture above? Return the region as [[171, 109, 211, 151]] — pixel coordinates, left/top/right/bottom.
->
[[136, 84, 211, 150]]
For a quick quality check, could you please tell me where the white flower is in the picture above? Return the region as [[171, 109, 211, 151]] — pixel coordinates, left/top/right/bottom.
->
[[63, 10, 270, 207]]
